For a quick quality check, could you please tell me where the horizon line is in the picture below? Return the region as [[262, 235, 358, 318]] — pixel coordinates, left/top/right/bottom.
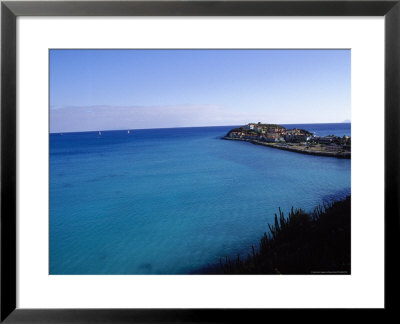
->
[[49, 121, 351, 134]]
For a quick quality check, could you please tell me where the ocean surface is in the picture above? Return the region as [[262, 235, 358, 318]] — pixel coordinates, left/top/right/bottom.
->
[[50, 123, 351, 274]]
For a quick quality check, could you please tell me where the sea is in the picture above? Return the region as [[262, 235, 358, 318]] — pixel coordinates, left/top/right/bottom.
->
[[50, 123, 351, 274]]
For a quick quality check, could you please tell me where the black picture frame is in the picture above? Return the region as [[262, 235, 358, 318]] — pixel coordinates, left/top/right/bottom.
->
[[1, 0, 399, 322]]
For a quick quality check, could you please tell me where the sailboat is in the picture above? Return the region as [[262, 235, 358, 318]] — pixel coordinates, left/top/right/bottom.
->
[[98, 131, 102, 136], [127, 130, 130, 134]]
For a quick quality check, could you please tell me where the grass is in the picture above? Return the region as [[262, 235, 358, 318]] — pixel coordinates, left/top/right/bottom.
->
[[200, 196, 351, 275]]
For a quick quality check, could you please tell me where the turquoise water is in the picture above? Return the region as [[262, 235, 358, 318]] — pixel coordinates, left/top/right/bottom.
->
[[50, 123, 351, 274]]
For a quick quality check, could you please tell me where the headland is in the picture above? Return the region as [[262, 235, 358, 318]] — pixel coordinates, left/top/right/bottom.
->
[[222, 123, 351, 159]]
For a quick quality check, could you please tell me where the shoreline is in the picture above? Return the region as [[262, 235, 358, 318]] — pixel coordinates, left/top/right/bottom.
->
[[222, 137, 351, 159]]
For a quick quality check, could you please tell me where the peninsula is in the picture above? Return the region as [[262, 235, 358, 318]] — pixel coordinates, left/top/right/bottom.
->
[[222, 122, 351, 159]]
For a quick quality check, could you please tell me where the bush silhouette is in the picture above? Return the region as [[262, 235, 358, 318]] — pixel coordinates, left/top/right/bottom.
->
[[201, 196, 350, 275]]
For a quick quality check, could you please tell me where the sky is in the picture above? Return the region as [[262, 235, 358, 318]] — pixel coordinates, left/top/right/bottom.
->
[[50, 49, 351, 133]]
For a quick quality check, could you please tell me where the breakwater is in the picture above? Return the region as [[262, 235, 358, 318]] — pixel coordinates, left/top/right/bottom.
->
[[222, 137, 351, 159]]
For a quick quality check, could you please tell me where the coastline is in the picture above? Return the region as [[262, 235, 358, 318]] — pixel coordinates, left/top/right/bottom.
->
[[222, 136, 351, 159]]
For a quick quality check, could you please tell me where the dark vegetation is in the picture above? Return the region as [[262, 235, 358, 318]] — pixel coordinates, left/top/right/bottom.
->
[[254, 122, 286, 129], [200, 197, 350, 275]]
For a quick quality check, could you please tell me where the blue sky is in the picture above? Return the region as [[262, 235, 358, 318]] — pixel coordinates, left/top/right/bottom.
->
[[50, 49, 350, 132]]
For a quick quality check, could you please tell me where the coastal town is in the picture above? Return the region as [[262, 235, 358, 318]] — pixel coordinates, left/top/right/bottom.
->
[[223, 122, 351, 159]]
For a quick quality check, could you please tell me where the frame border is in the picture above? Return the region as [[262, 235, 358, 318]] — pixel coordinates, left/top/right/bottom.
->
[[1, 0, 399, 322]]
